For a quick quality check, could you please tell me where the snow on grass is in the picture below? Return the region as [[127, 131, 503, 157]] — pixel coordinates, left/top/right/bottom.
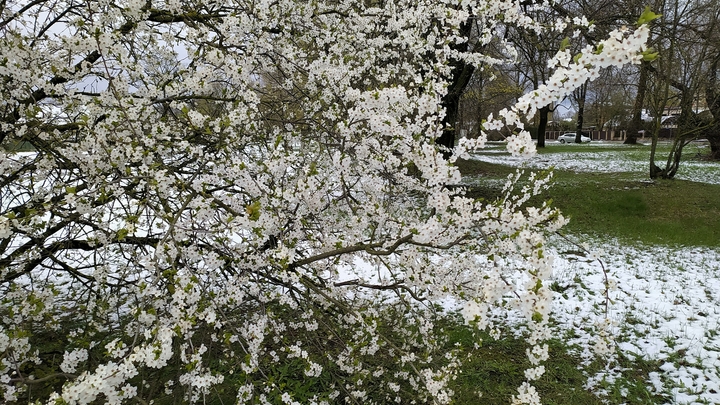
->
[[471, 141, 720, 185], [464, 143, 720, 402], [549, 237, 720, 404], [318, 212, 719, 403]]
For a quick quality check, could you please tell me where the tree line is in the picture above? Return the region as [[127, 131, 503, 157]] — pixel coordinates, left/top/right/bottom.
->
[[452, 0, 720, 179]]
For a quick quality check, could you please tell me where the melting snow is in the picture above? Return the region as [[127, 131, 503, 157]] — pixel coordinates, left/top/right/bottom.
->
[[471, 141, 720, 185], [550, 238, 720, 404], [467, 141, 720, 403]]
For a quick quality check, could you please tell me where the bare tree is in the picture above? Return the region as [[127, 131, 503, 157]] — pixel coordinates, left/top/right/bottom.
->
[[646, 0, 720, 177], [505, 8, 568, 148]]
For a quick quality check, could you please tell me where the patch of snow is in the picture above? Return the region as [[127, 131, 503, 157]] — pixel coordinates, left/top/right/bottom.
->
[[470, 141, 720, 185], [550, 236, 720, 404], [340, 231, 720, 403]]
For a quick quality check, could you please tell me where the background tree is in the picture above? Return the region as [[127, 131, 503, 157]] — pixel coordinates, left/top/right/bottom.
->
[[504, 0, 617, 147], [505, 9, 568, 148], [695, 2, 720, 158], [602, 0, 663, 144], [458, 59, 523, 140], [645, 0, 718, 177], [583, 67, 636, 131], [572, 81, 589, 142], [553, 0, 653, 143]]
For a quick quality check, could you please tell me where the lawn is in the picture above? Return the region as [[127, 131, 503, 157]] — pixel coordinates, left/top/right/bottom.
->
[[451, 140, 720, 404], [459, 140, 720, 246]]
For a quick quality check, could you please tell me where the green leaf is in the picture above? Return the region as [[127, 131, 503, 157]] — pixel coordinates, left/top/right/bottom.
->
[[116, 228, 129, 241], [246, 201, 261, 221], [641, 48, 659, 61], [637, 6, 661, 25], [559, 37, 571, 51]]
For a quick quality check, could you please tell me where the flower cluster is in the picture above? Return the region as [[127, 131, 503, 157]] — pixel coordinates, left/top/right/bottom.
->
[[60, 348, 89, 374], [0, 0, 652, 404]]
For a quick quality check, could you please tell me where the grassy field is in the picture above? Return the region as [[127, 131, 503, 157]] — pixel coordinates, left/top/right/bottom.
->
[[458, 141, 720, 246], [450, 141, 720, 404], [444, 320, 666, 405]]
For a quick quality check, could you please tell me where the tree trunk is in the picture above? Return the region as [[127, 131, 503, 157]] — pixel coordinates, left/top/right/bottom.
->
[[574, 82, 587, 143], [705, 57, 720, 159], [649, 123, 684, 179], [649, 124, 662, 178], [709, 133, 720, 159], [436, 21, 475, 158], [626, 61, 649, 144], [653, 91, 695, 179], [537, 105, 549, 148], [650, 55, 671, 179], [575, 105, 585, 143]]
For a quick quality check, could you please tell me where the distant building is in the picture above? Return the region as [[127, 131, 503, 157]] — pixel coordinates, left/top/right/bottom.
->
[[660, 115, 678, 129]]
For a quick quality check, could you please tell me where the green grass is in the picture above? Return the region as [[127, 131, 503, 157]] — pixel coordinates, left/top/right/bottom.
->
[[546, 174, 720, 246], [456, 147, 720, 247], [448, 145, 720, 402], [442, 316, 667, 405], [1, 140, 35, 152]]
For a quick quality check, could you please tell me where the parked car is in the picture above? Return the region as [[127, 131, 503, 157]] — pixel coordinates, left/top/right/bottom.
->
[[557, 133, 591, 143]]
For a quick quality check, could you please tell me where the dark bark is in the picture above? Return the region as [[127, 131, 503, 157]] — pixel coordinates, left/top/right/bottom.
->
[[437, 64, 474, 155], [436, 21, 475, 157], [650, 91, 697, 179], [709, 135, 720, 158], [575, 106, 584, 143], [705, 56, 720, 159], [574, 83, 587, 143], [626, 61, 650, 144], [537, 105, 549, 148]]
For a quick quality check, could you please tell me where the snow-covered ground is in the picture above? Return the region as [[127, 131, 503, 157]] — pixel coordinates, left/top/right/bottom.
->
[[551, 238, 720, 404], [469, 142, 720, 404], [471, 141, 720, 185]]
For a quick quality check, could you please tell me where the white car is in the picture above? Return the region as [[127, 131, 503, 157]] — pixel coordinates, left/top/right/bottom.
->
[[557, 133, 591, 143]]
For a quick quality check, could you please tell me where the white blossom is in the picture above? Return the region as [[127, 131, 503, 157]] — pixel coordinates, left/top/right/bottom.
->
[[60, 348, 89, 374], [0, 0, 652, 403]]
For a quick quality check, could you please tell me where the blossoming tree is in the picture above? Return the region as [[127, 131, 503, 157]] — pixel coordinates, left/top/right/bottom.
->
[[0, 0, 652, 403]]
